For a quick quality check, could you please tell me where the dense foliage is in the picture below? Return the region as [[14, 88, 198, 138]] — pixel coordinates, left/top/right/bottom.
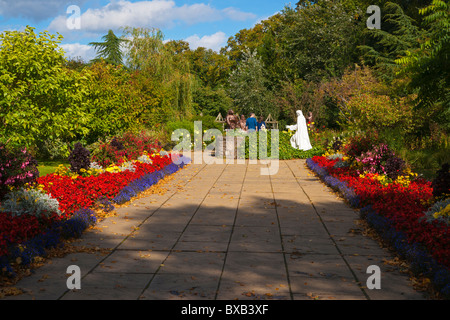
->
[[432, 163, 450, 199], [0, 27, 91, 151]]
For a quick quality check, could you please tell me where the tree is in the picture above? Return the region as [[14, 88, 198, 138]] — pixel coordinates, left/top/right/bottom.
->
[[321, 65, 416, 132], [396, 0, 450, 131], [0, 26, 91, 150], [185, 47, 234, 89], [221, 24, 266, 64], [358, 2, 425, 82], [192, 85, 233, 117], [280, 1, 364, 82], [227, 49, 274, 118], [220, 12, 287, 88], [122, 27, 195, 120], [83, 61, 156, 143], [89, 29, 128, 65]]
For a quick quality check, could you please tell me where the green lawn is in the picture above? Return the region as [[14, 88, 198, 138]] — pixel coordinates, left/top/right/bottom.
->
[[38, 160, 69, 177]]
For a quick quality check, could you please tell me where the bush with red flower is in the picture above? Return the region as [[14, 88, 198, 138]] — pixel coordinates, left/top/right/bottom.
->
[[89, 130, 162, 167], [0, 144, 39, 201]]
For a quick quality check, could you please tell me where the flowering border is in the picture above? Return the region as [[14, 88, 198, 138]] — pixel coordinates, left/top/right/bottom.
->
[[0, 155, 190, 277], [306, 157, 450, 298]]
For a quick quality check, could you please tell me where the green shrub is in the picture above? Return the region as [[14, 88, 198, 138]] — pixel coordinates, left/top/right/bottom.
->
[[230, 131, 324, 160]]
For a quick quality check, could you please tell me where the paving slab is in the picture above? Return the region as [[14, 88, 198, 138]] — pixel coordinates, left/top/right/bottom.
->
[[2, 157, 429, 300]]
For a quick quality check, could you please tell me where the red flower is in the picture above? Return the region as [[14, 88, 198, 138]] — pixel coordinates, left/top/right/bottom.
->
[[0, 154, 175, 258], [310, 156, 449, 268]]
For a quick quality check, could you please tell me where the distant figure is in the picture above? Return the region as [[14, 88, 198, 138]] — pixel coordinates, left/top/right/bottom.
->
[[226, 109, 238, 130], [257, 116, 266, 131], [246, 113, 258, 132], [238, 114, 247, 131]]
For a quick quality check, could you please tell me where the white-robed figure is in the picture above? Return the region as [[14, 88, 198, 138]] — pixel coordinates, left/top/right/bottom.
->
[[286, 110, 312, 151]]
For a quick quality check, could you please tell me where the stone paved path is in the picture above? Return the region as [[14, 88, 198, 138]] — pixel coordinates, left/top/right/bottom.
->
[[4, 157, 427, 300]]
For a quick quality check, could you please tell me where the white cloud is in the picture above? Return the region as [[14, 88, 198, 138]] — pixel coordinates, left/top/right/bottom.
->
[[184, 31, 227, 52], [59, 43, 97, 62], [48, 0, 256, 34], [222, 7, 258, 21]]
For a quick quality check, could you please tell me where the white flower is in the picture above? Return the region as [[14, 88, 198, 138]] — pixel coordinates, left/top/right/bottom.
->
[[0, 188, 62, 218]]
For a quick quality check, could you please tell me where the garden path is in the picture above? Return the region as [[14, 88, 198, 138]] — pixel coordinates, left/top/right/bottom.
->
[[5, 156, 427, 300]]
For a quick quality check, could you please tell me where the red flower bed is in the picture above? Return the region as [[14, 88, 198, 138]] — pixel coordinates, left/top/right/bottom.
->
[[36, 154, 171, 217], [0, 212, 62, 257], [311, 155, 338, 168], [311, 155, 450, 268], [0, 154, 173, 259]]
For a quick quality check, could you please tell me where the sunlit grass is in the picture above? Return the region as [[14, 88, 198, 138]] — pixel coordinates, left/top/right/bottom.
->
[[37, 160, 69, 177]]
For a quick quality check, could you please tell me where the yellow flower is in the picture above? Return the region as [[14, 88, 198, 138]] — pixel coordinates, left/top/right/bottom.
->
[[434, 204, 450, 219], [106, 165, 120, 173], [395, 175, 412, 187]]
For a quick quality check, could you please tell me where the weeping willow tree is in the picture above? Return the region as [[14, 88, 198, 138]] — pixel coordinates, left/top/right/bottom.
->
[[122, 26, 195, 121]]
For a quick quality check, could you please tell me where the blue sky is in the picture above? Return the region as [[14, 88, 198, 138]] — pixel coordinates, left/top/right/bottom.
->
[[0, 0, 293, 62]]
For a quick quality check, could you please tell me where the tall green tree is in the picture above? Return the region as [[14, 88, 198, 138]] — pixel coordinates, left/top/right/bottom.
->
[[123, 27, 195, 121], [185, 46, 234, 89], [227, 49, 273, 118], [359, 2, 425, 82], [396, 0, 450, 130], [280, 1, 364, 82], [192, 85, 233, 117], [0, 26, 91, 150], [220, 24, 267, 65], [89, 29, 128, 65]]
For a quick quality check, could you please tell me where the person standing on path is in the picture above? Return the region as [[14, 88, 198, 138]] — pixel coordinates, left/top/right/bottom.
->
[[238, 114, 247, 131], [226, 109, 239, 130], [246, 113, 258, 132], [257, 116, 266, 131]]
